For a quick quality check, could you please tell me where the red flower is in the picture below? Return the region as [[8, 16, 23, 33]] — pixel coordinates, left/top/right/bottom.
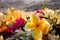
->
[[6, 17, 26, 33]]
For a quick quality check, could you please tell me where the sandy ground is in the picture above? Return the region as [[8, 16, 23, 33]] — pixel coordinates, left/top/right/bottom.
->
[[0, 0, 60, 12]]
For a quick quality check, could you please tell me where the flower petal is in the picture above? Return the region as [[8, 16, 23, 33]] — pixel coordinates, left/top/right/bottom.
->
[[32, 29, 42, 40], [25, 22, 35, 30], [35, 37, 42, 40], [30, 14, 40, 24], [39, 19, 50, 34]]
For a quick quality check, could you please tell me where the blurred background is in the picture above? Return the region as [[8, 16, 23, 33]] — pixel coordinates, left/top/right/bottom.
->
[[0, 0, 60, 12]]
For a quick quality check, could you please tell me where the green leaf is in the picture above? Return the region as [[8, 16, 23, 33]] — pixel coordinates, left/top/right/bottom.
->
[[51, 30, 56, 35], [4, 13, 7, 15], [48, 15, 50, 19], [21, 33, 26, 37], [52, 17, 57, 24]]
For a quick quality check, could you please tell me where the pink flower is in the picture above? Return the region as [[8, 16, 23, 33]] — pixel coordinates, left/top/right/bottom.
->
[[35, 10, 43, 14], [6, 17, 26, 33]]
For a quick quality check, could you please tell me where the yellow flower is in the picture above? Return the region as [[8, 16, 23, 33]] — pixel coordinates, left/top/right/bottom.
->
[[5, 15, 13, 22], [25, 14, 50, 40], [5, 7, 35, 22], [7, 8, 22, 18], [5, 7, 27, 22]]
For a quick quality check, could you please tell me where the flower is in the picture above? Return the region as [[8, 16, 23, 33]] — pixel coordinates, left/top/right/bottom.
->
[[43, 8, 60, 24], [34, 10, 44, 19], [6, 17, 26, 33], [35, 10, 43, 14], [5, 7, 23, 22], [42, 8, 54, 18], [25, 14, 50, 40], [0, 25, 8, 33]]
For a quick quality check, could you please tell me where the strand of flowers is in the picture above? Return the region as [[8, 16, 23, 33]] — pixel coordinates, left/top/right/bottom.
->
[[0, 7, 60, 40]]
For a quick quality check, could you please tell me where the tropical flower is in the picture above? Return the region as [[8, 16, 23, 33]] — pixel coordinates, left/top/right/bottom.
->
[[25, 14, 50, 40], [5, 7, 23, 22], [52, 10, 60, 24], [6, 17, 26, 33], [34, 10, 44, 20], [42, 8, 54, 18], [35, 10, 43, 14], [0, 25, 8, 33], [43, 8, 60, 24]]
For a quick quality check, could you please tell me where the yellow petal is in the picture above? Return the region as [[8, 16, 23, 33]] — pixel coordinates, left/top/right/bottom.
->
[[6, 15, 13, 22], [30, 14, 40, 24], [25, 22, 35, 30], [39, 19, 50, 34], [32, 28, 42, 40], [35, 37, 42, 40], [42, 24, 50, 34], [32, 29, 42, 39]]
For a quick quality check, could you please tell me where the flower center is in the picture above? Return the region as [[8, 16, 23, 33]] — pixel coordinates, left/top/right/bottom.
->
[[36, 24, 39, 27]]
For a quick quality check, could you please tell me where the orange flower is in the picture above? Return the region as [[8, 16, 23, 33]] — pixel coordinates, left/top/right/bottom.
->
[[0, 25, 7, 33]]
